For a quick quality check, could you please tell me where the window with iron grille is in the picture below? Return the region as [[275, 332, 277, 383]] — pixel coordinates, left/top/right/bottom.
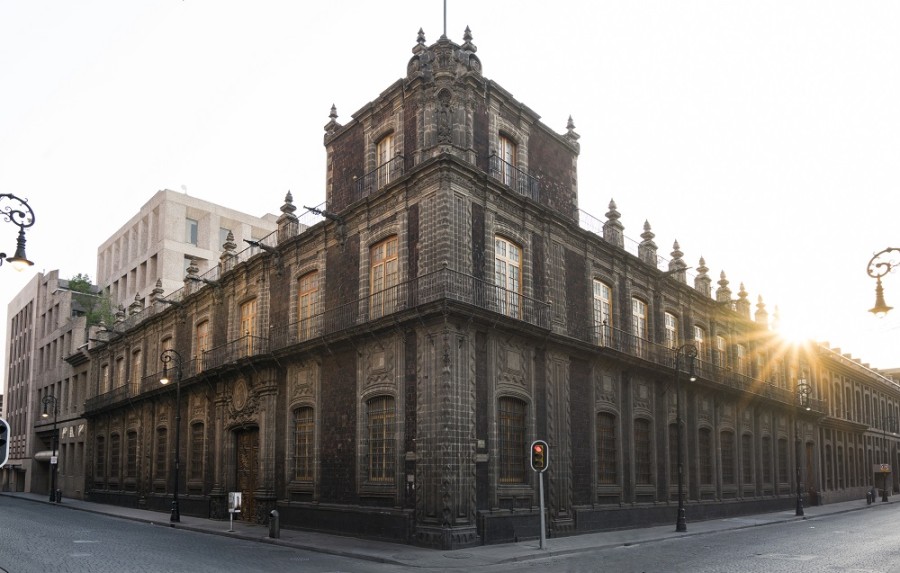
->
[[195, 320, 210, 358], [664, 312, 678, 349], [499, 397, 527, 484], [499, 135, 517, 186], [95, 436, 106, 479], [742, 434, 753, 484], [721, 431, 735, 485], [762, 436, 772, 483], [155, 428, 167, 481], [109, 433, 121, 480], [777, 437, 789, 483], [669, 423, 679, 485], [293, 407, 315, 481], [126, 431, 137, 479], [693, 326, 706, 360], [190, 423, 204, 481], [699, 428, 713, 485], [634, 418, 653, 485], [367, 396, 395, 483], [596, 412, 617, 485]]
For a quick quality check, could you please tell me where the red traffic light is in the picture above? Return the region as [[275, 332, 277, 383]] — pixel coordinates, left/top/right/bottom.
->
[[530, 440, 549, 472]]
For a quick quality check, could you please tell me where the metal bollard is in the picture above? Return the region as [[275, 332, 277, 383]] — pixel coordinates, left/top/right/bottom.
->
[[268, 509, 280, 539], [55, 490, 62, 503]]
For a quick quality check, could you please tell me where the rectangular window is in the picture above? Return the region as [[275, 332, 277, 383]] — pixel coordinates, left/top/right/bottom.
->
[[665, 312, 678, 349], [721, 431, 735, 485], [240, 299, 258, 355], [778, 438, 789, 483], [699, 428, 712, 485], [155, 428, 167, 481], [126, 431, 137, 479], [715, 335, 727, 368], [762, 437, 772, 484], [115, 357, 126, 389], [297, 271, 320, 340], [101, 364, 110, 394], [109, 434, 121, 481], [742, 434, 753, 484], [736, 344, 748, 375], [376, 133, 395, 188], [634, 419, 653, 485], [499, 397, 527, 484], [195, 320, 210, 360], [130, 350, 142, 387], [367, 397, 395, 483], [95, 436, 106, 480], [293, 407, 315, 481], [596, 413, 617, 485], [370, 237, 399, 319], [693, 326, 706, 361], [185, 218, 198, 246], [190, 423, 204, 481], [499, 135, 517, 186], [495, 236, 522, 319], [592, 280, 613, 345]]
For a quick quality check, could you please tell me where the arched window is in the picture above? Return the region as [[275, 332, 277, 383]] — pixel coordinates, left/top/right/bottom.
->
[[293, 407, 315, 481], [499, 397, 527, 484], [130, 349, 142, 387], [194, 320, 210, 360], [664, 312, 678, 349], [693, 326, 706, 361], [762, 436, 772, 484], [95, 436, 106, 480], [370, 236, 399, 319], [596, 413, 617, 485], [240, 299, 258, 356], [109, 433, 121, 482], [634, 418, 653, 485], [495, 236, 522, 319], [375, 133, 396, 188], [366, 396, 396, 483], [126, 431, 138, 479], [498, 135, 517, 186]]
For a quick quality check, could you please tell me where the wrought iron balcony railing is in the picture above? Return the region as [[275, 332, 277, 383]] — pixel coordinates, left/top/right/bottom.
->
[[355, 156, 404, 201], [488, 154, 540, 201]]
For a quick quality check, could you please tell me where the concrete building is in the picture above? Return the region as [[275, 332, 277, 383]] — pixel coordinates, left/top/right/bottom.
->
[[79, 29, 900, 548], [96, 189, 278, 311], [1, 271, 91, 497]]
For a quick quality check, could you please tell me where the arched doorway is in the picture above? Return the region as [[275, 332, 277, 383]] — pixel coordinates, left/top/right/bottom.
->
[[235, 427, 259, 522]]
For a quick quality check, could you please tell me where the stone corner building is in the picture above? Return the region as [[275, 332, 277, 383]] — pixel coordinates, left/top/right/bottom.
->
[[82, 30, 900, 548]]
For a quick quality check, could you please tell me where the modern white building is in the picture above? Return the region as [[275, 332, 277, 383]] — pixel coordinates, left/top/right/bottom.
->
[[96, 189, 278, 309]]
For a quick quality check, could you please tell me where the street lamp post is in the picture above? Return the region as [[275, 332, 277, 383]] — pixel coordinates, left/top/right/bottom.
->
[[673, 343, 697, 533], [867, 247, 899, 317], [41, 395, 59, 502], [795, 378, 811, 516], [160, 349, 183, 522], [0, 193, 36, 270]]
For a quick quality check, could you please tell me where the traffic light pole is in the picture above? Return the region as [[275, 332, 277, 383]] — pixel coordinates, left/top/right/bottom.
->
[[538, 470, 546, 549]]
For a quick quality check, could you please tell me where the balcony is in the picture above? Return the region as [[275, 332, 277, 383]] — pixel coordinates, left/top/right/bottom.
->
[[590, 322, 827, 412], [355, 156, 404, 202], [488, 154, 540, 201]]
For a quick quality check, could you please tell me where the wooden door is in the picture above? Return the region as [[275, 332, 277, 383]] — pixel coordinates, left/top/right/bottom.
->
[[236, 428, 259, 522]]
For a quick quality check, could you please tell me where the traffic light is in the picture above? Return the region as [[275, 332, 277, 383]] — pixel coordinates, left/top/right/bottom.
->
[[530, 440, 549, 472], [0, 417, 9, 468]]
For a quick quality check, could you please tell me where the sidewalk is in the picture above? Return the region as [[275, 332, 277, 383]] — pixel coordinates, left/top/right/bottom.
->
[[1, 491, 892, 569]]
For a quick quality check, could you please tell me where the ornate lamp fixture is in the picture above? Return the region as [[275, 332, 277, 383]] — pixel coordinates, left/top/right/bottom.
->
[[0, 193, 36, 270], [867, 248, 899, 317]]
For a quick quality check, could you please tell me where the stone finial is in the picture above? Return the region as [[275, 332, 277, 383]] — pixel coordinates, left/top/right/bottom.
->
[[324, 104, 341, 136], [755, 295, 769, 326], [716, 270, 732, 304], [638, 220, 658, 266], [694, 256, 712, 297], [565, 115, 581, 145], [668, 240, 688, 283], [129, 293, 143, 315], [602, 199, 625, 248], [277, 190, 299, 244], [115, 305, 126, 323], [461, 26, 476, 52], [413, 28, 427, 53], [735, 282, 751, 318], [150, 279, 164, 304]]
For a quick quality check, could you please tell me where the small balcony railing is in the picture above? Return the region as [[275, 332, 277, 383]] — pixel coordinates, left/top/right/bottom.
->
[[489, 154, 540, 201], [355, 156, 404, 201], [270, 266, 551, 350]]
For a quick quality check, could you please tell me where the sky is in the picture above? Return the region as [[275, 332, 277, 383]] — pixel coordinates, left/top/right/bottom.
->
[[1, 0, 898, 396]]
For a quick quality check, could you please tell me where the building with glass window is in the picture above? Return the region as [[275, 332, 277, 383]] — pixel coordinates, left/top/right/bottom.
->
[[79, 29, 900, 548], [95, 189, 278, 311]]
